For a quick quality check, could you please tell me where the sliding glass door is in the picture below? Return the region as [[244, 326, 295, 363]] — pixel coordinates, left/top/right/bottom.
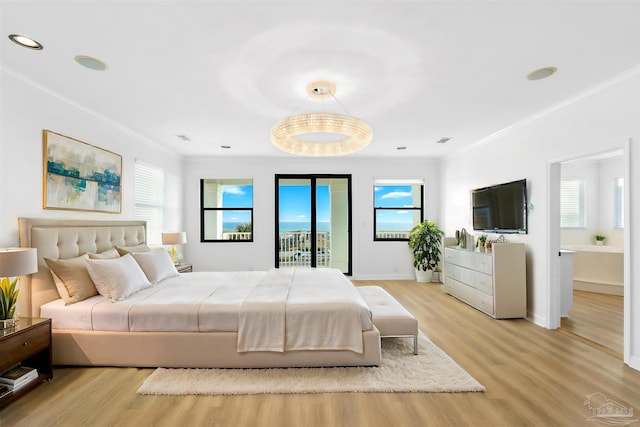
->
[[275, 175, 352, 275]]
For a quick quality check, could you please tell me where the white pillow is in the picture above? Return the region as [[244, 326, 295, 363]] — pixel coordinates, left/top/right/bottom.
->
[[85, 254, 151, 302], [88, 248, 121, 259], [133, 249, 179, 284]]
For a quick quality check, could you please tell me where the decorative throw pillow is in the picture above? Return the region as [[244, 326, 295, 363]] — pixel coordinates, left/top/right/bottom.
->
[[85, 254, 152, 302], [44, 255, 99, 305], [115, 244, 151, 256], [133, 249, 179, 284], [88, 248, 120, 259]]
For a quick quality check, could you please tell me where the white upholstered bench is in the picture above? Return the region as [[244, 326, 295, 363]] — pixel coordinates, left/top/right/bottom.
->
[[358, 286, 419, 355]]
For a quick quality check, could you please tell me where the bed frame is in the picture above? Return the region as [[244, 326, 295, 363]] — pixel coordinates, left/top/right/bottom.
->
[[18, 218, 381, 368]]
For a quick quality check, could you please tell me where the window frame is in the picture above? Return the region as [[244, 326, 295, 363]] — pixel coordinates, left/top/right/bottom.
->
[[200, 178, 254, 242], [373, 181, 424, 241]]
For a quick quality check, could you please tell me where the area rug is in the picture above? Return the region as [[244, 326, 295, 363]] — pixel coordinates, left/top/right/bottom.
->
[[136, 332, 484, 395]]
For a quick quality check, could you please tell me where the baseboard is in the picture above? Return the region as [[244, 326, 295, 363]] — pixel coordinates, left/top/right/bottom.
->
[[627, 355, 640, 372], [573, 280, 624, 296]]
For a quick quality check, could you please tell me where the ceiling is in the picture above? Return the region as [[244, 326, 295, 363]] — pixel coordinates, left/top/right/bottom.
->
[[2, 1, 639, 158]]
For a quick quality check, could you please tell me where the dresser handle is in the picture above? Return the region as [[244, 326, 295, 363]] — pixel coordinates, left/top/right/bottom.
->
[[23, 342, 28, 346]]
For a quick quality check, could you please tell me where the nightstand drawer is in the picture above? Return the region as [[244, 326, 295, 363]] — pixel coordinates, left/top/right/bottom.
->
[[0, 323, 49, 370]]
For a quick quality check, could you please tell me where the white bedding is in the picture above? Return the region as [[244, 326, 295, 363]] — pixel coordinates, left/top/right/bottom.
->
[[40, 268, 373, 353]]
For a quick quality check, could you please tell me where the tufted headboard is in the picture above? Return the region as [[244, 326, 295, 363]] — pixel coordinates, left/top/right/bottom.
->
[[18, 218, 147, 317]]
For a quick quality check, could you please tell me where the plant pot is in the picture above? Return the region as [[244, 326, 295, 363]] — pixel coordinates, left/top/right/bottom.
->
[[415, 269, 433, 283], [431, 272, 441, 283], [596, 241, 604, 246]]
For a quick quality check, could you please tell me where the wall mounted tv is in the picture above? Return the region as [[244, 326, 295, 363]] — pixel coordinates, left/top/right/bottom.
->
[[472, 179, 528, 234]]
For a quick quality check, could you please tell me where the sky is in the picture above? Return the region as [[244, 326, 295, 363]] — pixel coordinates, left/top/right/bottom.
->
[[278, 185, 330, 223], [221, 185, 253, 225], [374, 185, 419, 229]]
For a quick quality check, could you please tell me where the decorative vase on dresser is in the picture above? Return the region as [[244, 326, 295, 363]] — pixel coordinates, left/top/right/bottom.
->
[[443, 243, 526, 319]]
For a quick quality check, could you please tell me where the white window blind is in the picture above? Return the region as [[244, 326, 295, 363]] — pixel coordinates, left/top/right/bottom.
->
[[135, 162, 165, 245], [560, 179, 585, 228], [614, 177, 624, 229]]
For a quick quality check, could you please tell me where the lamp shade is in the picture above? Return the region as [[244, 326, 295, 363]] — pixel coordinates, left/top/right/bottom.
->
[[0, 248, 38, 277], [162, 232, 187, 245]]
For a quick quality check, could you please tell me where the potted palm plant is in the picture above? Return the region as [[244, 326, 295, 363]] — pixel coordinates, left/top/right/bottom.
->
[[408, 220, 444, 282]]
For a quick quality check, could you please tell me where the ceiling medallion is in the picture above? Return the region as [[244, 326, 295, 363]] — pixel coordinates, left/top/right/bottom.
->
[[270, 81, 372, 156]]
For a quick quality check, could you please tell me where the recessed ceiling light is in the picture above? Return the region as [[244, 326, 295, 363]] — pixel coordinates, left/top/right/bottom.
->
[[527, 67, 557, 81], [8, 34, 43, 50], [396, 146, 407, 150], [221, 145, 232, 149], [436, 137, 451, 144], [75, 55, 108, 71]]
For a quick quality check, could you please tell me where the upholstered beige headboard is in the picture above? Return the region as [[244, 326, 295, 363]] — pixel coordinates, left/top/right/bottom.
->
[[18, 218, 147, 318]]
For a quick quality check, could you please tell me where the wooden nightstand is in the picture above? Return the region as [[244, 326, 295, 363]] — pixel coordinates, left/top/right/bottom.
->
[[0, 317, 53, 408], [176, 264, 192, 273]]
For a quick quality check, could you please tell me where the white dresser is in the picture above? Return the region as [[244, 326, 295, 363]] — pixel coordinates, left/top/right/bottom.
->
[[443, 243, 526, 319]]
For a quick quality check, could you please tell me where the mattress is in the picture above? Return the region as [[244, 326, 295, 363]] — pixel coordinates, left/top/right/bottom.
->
[[40, 268, 374, 352]]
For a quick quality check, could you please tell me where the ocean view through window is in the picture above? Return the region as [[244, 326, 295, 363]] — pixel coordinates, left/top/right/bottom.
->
[[374, 179, 424, 241], [275, 175, 352, 274], [201, 178, 253, 242]]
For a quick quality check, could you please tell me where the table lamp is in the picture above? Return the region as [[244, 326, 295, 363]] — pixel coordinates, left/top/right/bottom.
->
[[0, 248, 38, 328], [161, 232, 187, 265]]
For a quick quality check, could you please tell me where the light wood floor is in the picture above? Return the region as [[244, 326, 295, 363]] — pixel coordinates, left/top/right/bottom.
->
[[560, 290, 624, 357], [2, 281, 639, 427]]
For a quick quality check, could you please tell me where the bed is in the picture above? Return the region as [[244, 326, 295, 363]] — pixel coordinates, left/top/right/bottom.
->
[[18, 218, 381, 368]]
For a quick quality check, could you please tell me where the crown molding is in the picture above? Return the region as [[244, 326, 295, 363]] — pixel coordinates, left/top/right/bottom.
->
[[1, 66, 177, 156]]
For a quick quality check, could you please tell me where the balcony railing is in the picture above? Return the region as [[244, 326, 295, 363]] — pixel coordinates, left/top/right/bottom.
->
[[221, 232, 252, 241], [221, 230, 331, 267], [279, 231, 331, 267], [375, 231, 410, 240]]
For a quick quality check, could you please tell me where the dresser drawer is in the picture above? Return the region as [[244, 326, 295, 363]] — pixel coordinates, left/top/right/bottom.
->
[[444, 277, 494, 316], [471, 271, 493, 295], [473, 252, 493, 275], [0, 323, 49, 370]]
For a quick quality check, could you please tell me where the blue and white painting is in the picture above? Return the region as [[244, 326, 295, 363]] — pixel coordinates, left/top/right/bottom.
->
[[44, 130, 122, 213]]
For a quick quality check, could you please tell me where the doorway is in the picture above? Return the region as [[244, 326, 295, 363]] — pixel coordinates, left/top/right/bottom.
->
[[552, 149, 629, 357], [275, 174, 352, 275]]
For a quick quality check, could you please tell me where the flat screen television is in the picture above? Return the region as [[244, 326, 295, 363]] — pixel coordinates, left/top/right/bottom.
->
[[472, 179, 528, 234]]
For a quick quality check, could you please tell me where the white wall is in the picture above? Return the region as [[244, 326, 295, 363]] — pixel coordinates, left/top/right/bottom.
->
[[441, 69, 640, 370], [182, 156, 440, 279], [0, 71, 184, 247]]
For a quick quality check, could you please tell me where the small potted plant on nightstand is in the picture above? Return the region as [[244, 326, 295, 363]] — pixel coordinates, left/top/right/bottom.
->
[[595, 235, 606, 246], [408, 220, 444, 282], [0, 277, 19, 329]]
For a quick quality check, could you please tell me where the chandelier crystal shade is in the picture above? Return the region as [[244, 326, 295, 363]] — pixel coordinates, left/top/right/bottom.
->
[[270, 82, 372, 156]]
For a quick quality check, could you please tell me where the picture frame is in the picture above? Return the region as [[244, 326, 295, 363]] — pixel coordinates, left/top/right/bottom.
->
[[43, 130, 122, 213]]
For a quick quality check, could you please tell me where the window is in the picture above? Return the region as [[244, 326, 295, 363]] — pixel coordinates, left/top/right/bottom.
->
[[560, 179, 585, 228], [373, 179, 423, 241], [135, 162, 165, 245], [614, 177, 624, 229], [201, 178, 253, 242]]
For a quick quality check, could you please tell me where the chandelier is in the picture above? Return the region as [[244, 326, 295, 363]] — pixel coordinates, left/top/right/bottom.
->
[[270, 81, 372, 156]]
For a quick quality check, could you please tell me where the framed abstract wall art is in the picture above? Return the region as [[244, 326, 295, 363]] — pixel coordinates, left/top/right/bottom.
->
[[43, 130, 122, 213]]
